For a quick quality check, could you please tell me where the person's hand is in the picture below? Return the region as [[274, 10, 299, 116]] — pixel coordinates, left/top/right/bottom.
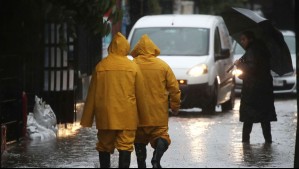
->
[[171, 109, 179, 116], [234, 59, 241, 66]]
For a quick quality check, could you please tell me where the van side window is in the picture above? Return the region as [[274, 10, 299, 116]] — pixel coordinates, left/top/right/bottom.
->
[[214, 27, 222, 56], [218, 22, 232, 50]]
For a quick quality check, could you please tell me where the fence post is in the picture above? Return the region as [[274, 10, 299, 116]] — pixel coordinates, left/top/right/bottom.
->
[[22, 91, 28, 137], [294, 1, 299, 167], [1, 125, 7, 156]]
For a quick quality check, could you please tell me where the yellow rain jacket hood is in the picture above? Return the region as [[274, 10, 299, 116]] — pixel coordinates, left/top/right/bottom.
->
[[131, 35, 160, 58], [81, 32, 148, 130], [131, 34, 181, 127]]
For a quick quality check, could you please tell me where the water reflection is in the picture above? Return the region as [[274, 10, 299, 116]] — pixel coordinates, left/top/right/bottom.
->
[[57, 122, 81, 138], [1, 124, 99, 168], [242, 143, 274, 167]]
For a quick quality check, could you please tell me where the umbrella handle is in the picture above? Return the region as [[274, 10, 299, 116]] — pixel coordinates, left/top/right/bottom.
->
[[226, 64, 235, 73], [227, 55, 246, 73]]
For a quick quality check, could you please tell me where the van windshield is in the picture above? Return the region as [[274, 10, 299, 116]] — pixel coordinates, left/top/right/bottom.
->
[[284, 35, 296, 55], [131, 28, 209, 56]]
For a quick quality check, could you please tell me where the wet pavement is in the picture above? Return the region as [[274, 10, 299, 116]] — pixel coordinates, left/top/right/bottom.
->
[[1, 97, 297, 168]]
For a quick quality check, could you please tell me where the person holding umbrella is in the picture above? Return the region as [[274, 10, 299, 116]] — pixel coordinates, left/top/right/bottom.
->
[[221, 7, 293, 144], [131, 34, 181, 168], [222, 7, 293, 77], [234, 31, 277, 143]]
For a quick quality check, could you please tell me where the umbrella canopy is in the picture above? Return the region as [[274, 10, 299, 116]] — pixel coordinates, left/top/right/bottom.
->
[[221, 7, 293, 76]]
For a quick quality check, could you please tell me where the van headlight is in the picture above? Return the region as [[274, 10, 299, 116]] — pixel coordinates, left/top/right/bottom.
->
[[187, 64, 208, 77]]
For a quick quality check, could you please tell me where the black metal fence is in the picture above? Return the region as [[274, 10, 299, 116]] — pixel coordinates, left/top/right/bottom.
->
[[0, 0, 102, 142], [0, 55, 23, 143]]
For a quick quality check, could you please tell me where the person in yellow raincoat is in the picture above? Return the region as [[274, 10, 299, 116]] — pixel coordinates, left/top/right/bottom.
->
[[131, 34, 181, 168], [80, 32, 148, 168]]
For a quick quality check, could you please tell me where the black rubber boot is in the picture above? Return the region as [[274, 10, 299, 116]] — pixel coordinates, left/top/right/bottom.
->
[[151, 138, 169, 168], [242, 122, 253, 143], [119, 150, 131, 168], [261, 122, 272, 143], [99, 151, 111, 168], [135, 143, 147, 168]]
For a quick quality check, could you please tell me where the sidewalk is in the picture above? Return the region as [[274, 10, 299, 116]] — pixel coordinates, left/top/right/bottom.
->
[[1, 102, 141, 168]]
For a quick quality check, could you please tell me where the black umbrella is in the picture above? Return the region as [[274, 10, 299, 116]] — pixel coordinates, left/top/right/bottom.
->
[[221, 7, 293, 76]]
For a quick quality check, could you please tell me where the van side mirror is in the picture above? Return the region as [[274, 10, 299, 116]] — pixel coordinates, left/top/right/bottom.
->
[[215, 49, 230, 60]]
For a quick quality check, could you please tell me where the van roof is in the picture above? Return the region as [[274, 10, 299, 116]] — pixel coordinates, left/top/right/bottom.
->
[[133, 15, 222, 29], [281, 30, 295, 36]]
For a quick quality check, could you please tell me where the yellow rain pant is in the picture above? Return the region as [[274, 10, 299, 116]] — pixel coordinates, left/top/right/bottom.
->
[[96, 130, 136, 153], [135, 126, 171, 148]]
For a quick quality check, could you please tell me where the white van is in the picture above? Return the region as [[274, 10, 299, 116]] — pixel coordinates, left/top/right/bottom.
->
[[128, 15, 235, 113]]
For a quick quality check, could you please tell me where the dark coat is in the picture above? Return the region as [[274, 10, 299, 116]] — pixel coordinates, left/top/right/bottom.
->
[[237, 40, 277, 123]]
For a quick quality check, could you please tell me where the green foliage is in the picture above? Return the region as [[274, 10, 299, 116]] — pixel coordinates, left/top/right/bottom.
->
[[45, 0, 123, 37], [20, 0, 122, 49], [18, 0, 123, 50], [195, 0, 248, 15], [148, 0, 162, 14]]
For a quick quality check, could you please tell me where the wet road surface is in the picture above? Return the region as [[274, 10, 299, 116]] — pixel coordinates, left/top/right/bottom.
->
[[1, 97, 297, 168]]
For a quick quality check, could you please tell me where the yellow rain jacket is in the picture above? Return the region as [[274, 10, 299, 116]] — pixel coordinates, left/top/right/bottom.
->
[[131, 34, 181, 127], [80, 32, 147, 130]]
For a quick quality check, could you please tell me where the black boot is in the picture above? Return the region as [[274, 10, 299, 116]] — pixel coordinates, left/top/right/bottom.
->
[[242, 122, 253, 143], [99, 151, 111, 168], [135, 143, 147, 168], [119, 150, 131, 168], [151, 138, 169, 168], [261, 122, 272, 143]]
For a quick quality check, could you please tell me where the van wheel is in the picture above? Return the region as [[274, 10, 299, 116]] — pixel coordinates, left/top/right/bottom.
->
[[222, 87, 235, 111], [202, 103, 216, 114], [202, 83, 217, 113]]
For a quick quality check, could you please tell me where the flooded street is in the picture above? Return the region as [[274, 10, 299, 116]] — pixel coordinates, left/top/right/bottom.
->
[[0, 0, 297, 168], [1, 97, 297, 168], [160, 97, 297, 168], [1, 123, 99, 168]]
